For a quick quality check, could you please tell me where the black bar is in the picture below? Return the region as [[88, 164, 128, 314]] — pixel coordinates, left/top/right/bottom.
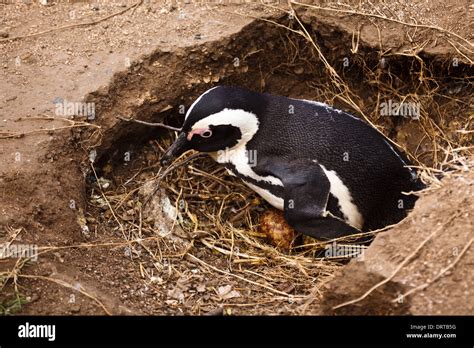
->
[[0, 316, 472, 346]]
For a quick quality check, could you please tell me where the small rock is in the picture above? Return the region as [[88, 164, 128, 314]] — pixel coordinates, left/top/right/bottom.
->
[[167, 287, 184, 301], [28, 293, 40, 303], [218, 285, 240, 300], [40, 268, 53, 277], [70, 303, 81, 313], [150, 276, 163, 284], [91, 4, 99, 11], [165, 299, 178, 306], [0, 29, 9, 38], [294, 66, 304, 75]]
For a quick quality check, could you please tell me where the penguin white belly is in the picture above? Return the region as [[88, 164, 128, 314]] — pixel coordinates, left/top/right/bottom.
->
[[212, 145, 283, 186], [212, 146, 285, 210], [319, 164, 364, 229], [243, 181, 284, 210]]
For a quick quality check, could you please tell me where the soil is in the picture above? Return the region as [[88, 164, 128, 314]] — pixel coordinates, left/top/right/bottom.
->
[[320, 165, 474, 315], [0, 0, 472, 315]]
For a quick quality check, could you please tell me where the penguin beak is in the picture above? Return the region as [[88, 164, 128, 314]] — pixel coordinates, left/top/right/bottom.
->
[[160, 132, 190, 166]]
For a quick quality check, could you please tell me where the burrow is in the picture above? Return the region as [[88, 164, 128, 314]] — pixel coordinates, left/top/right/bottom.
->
[[49, 14, 469, 270]]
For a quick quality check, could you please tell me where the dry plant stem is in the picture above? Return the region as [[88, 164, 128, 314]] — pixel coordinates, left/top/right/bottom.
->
[[0, 258, 27, 293], [226, 298, 302, 307], [288, 4, 370, 120], [0, 0, 144, 43], [446, 39, 474, 64], [5, 227, 24, 248], [332, 212, 460, 310], [33, 238, 160, 256], [143, 152, 207, 206], [200, 237, 265, 261], [291, 2, 473, 50], [0, 121, 100, 139], [117, 116, 182, 132], [393, 238, 473, 302], [258, 2, 471, 168], [187, 254, 300, 298]]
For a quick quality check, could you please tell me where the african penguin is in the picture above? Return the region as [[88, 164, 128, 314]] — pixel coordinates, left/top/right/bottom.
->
[[161, 86, 424, 240]]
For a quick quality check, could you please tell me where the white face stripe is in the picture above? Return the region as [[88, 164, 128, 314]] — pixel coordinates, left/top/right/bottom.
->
[[186, 90, 284, 205], [192, 108, 260, 149], [185, 86, 220, 120], [319, 164, 364, 229]]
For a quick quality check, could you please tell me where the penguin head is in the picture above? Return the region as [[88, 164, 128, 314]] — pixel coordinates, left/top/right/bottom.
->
[[161, 86, 264, 165]]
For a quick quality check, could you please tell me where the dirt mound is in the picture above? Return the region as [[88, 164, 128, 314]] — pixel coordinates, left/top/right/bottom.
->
[[321, 162, 473, 315]]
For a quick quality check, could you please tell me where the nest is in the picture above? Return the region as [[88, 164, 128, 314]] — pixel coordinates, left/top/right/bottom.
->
[[86, 133, 347, 315]]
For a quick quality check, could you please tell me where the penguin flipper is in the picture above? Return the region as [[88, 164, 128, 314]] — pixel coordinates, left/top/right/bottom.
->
[[258, 158, 360, 240]]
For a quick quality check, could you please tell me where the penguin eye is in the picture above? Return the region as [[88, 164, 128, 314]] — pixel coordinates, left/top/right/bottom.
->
[[201, 130, 212, 138]]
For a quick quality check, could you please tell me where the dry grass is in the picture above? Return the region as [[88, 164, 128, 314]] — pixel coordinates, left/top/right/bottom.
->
[[78, 134, 345, 314]]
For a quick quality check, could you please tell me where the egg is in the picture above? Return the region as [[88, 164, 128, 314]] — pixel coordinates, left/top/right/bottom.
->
[[258, 208, 299, 250]]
